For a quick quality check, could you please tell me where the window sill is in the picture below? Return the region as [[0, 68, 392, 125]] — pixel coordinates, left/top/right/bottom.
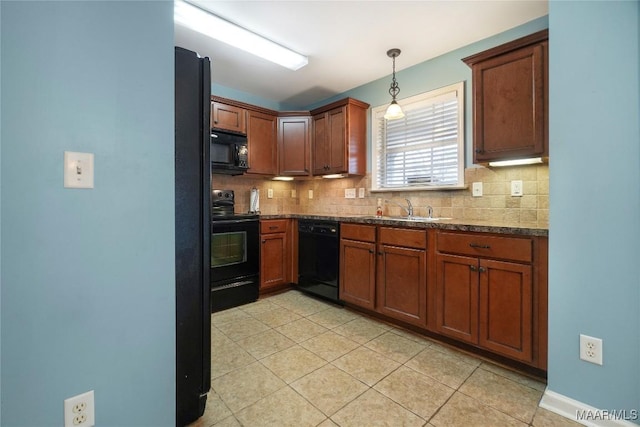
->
[[370, 185, 468, 192]]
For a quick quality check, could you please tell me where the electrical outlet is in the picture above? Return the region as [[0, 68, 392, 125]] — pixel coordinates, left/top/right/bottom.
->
[[344, 188, 356, 199], [580, 334, 603, 365], [64, 390, 95, 427], [291, 189, 296, 198], [511, 180, 523, 197], [358, 188, 365, 198], [267, 188, 273, 199], [472, 182, 483, 197], [308, 189, 313, 199]]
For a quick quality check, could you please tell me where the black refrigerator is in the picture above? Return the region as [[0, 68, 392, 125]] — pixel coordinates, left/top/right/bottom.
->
[[175, 46, 211, 426]]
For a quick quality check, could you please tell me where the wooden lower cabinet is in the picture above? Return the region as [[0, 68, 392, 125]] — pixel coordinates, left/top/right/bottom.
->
[[340, 224, 376, 310], [339, 224, 547, 370], [260, 220, 291, 291], [377, 228, 428, 327], [340, 224, 427, 327], [435, 253, 479, 344], [479, 259, 533, 362], [435, 231, 537, 364]]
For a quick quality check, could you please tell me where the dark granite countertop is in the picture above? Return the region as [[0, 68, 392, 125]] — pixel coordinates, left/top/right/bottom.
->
[[258, 214, 548, 237]]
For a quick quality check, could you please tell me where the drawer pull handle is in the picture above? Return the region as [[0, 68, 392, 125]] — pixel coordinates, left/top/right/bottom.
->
[[470, 265, 477, 271], [469, 243, 490, 249], [269, 226, 278, 230]]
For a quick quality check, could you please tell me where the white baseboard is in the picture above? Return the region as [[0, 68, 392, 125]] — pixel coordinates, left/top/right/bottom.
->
[[540, 389, 639, 427]]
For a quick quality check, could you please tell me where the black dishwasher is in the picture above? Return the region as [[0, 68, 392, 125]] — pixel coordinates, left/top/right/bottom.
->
[[297, 220, 341, 303]]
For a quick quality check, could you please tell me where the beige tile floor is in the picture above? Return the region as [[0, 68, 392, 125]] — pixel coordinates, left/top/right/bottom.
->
[[190, 290, 580, 427]]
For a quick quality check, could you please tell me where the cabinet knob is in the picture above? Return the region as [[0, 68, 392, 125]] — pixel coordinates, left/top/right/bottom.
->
[[479, 267, 487, 273], [378, 251, 384, 256], [261, 240, 266, 244], [475, 149, 483, 154], [470, 265, 477, 271], [369, 249, 374, 254]]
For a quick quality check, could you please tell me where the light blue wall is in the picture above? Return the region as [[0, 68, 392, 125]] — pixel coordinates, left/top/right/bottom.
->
[[1, 1, 176, 425], [548, 0, 640, 419]]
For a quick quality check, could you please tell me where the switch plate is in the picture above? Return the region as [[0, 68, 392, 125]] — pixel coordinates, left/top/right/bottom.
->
[[358, 188, 365, 198], [511, 180, 523, 197], [64, 151, 94, 189], [344, 188, 356, 199], [267, 188, 273, 199], [291, 189, 296, 198], [308, 190, 313, 199], [472, 182, 483, 197]]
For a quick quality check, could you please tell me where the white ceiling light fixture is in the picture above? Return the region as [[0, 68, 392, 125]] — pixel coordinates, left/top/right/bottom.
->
[[384, 48, 405, 120], [174, 0, 309, 71]]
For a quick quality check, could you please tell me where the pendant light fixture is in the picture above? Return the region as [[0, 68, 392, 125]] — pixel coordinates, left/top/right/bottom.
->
[[384, 48, 405, 120]]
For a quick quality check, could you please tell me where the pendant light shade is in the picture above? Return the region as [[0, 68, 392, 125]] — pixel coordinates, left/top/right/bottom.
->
[[384, 48, 405, 120]]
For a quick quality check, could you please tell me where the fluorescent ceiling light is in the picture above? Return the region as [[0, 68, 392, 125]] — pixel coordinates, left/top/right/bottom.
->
[[174, 0, 308, 71], [488, 157, 544, 167]]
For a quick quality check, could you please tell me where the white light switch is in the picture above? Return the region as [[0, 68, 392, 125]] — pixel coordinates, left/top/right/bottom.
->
[[64, 151, 94, 189], [358, 188, 365, 198], [511, 180, 523, 197]]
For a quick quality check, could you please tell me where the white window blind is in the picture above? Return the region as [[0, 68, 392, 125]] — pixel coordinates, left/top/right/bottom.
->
[[372, 82, 464, 191]]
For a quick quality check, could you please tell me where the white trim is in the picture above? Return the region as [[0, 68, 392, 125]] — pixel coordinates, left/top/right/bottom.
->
[[540, 389, 639, 427]]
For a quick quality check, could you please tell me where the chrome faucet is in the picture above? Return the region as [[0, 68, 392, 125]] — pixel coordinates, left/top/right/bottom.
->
[[426, 205, 434, 219], [405, 198, 414, 217], [384, 199, 414, 218]]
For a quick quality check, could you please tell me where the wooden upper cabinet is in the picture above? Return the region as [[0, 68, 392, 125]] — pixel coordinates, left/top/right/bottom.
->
[[463, 29, 548, 164], [211, 101, 246, 133], [311, 98, 369, 176], [278, 115, 311, 176], [246, 110, 277, 176]]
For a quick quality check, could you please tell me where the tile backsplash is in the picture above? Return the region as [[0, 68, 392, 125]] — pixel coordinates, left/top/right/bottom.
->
[[211, 164, 548, 225]]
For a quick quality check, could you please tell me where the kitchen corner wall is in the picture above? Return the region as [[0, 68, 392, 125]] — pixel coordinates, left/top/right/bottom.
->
[[213, 163, 548, 225]]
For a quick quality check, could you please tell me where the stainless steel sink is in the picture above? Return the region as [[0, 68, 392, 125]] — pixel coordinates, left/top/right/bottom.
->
[[360, 215, 452, 222]]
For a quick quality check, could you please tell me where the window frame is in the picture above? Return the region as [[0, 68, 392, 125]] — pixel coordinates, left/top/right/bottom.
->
[[371, 81, 465, 192]]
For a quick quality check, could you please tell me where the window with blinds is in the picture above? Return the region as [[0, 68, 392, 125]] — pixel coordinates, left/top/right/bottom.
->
[[372, 82, 464, 191]]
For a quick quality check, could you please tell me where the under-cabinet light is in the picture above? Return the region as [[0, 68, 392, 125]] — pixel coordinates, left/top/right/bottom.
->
[[321, 174, 348, 179], [488, 157, 544, 167], [272, 176, 294, 181], [174, 0, 309, 71]]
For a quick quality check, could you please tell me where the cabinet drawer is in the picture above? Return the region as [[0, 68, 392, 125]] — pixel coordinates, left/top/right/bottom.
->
[[260, 220, 288, 234], [379, 227, 427, 249], [341, 223, 376, 242], [437, 231, 532, 263]]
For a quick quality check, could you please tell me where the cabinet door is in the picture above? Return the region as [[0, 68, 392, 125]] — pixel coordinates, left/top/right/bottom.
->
[[211, 102, 246, 133], [312, 113, 329, 174], [377, 244, 427, 327], [326, 106, 346, 174], [260, 232, 288, 290], [278, 116, 311, 176], [472, 42, 547, 162], [247, 110, 277, 175], [479, 259, 533, 362], [339, 238, 376, 310], [435, 253, 479, 344]]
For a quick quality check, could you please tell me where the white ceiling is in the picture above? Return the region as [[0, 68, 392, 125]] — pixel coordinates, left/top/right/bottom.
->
[[175, 0, 548, 109]]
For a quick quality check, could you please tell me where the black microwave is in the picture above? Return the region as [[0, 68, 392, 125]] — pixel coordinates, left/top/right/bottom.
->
[[210, 130, 249, 175]]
